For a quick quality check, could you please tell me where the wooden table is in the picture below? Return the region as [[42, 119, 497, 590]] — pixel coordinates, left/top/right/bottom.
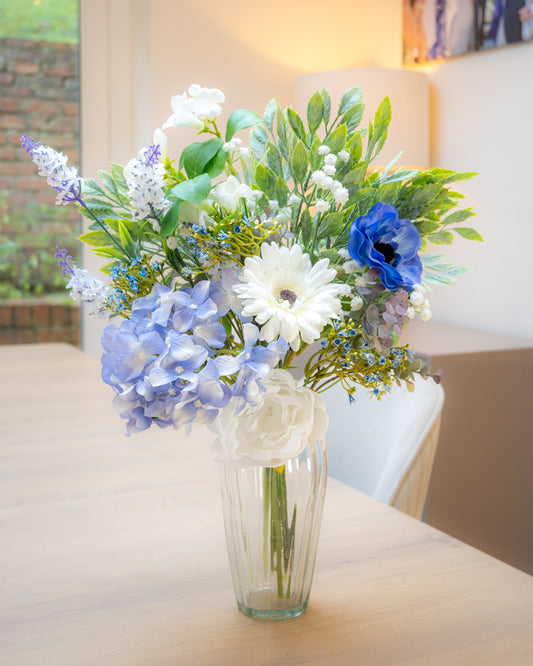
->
[[1, 343, 532, 665]]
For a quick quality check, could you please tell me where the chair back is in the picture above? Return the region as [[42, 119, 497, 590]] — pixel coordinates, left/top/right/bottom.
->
[[323, 376, 444, 519]]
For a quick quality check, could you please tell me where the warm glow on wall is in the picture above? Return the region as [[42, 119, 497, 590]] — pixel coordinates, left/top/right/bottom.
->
[[180, 0, 403, 73], [294, 67, 429, 167]]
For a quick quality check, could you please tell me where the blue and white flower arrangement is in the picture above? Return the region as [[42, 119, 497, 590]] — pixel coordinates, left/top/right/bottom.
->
[[22, 84, 481, 466]]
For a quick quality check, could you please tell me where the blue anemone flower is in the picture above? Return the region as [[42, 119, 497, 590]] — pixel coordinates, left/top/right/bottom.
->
[[348, 202, 422, 291]]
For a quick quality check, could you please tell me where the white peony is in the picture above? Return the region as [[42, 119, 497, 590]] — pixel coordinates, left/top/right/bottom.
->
[[233, 242, 344, 351], [211, 369, 328, 467]]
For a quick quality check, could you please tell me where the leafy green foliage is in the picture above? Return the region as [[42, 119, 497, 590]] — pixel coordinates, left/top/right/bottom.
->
[[0, 0, 78, 44], [0, 190, 78, 299]]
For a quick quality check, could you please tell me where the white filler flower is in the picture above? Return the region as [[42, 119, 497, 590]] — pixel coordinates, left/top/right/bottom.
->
[[234, 242, 343, 351], [211, 369, 329, 467]]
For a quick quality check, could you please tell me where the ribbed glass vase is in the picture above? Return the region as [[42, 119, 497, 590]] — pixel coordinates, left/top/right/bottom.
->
[[219, 439, 327, 620]]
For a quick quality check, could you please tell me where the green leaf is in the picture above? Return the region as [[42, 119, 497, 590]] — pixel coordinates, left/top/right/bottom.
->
[[255, 164, 277, 198], [291, 140, 309, 184], [276, 108, 289, 160], [414, 219, 440, 235], [263, 99, 277, 132], [180, 138, 222, 178], [110, 162, 128, 194], [82, 178, 105, 197], [286, 107, 306, 143], [442, 208, 475, 225], [347, 133, 363, 164], [171, 173, 211, 204], [318, 211, 344, 237], [309, 135, 322, 171], [118, 220, 134, 251], [266, 142, 283, 178], [342, 103, 364, 133], [428, 231, 454, 245], [274, 177, 289, 207], [225, 109, 264, 141], [299, 208, 313, 247], [249, 124, 269, 156], [307, 91, 324, 135], [78, 230, 113, 248], [326, 124, 347, 154], [367, 97, 391, 160], [454, 227, 483, 241], [98, 170, 119, 199], [204, 147, 228, 179], [92, 247, 125, 260], [160, 200, 180, 237], [320, 88, 331, 126], [338, 87, 362, 115]]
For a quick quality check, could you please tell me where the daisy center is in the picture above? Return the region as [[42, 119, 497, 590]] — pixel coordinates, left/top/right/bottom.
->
[[277, 288, 298, 306]]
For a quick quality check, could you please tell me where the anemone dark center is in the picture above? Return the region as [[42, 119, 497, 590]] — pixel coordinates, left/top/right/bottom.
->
[[278, 288, 298, 306], [374, 241, 396, 265]]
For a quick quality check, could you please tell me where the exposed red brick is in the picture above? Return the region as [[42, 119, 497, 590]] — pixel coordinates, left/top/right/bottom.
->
[[0, 131, 5, 144], [0, 114, 25, 130], [13, 177, 50, 191], [0, 147, 15, 160], [62, 103, 79, 117], [0, 330, 19, 345], [43, 66, 72, 78], [0, 162, 35, 176], [0, 98, 19, 113], [14, 62, 39, 75], [37, 328, 68, 343], [13, 303, 31, 327], [50, 304, 70, 326], [0, 305, 13, 328], [0, 73, 14, 85], [32, 303, 51, 327]]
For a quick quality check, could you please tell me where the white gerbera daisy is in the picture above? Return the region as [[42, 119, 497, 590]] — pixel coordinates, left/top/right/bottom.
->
[[233, 242, 344, 351]]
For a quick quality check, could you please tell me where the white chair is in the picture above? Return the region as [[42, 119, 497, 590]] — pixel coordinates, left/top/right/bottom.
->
[[323, 375, 444, 520]]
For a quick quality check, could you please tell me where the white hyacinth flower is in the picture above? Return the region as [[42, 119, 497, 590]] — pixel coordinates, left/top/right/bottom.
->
[[233, 242, 344, 351], [123, 145, 169, 221]]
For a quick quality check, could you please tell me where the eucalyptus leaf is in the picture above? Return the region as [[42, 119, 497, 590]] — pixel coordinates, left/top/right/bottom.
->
[[255, 164, 277, 198], [225, 109, 263, 141], [180, 138, 222, 178], [286, 108, 306, 143], [263, 99, 277, 132], [338, 86, 363, 115], [171, 173, 211, 204], [291, 140, 309, 184], [307, 91, 324, 135], [320, 88, 332, 126], [160, 200, 180, 237], [249, 124, 269, 156]]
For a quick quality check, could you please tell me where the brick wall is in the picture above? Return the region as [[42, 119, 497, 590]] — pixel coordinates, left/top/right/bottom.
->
[[0, 37, 79, 207], [0, 38, 80, 346], [0, 300, 80, 345]]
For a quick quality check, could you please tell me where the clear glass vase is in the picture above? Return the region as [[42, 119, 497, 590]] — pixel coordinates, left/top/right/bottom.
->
[[219, 439, 327, 620]]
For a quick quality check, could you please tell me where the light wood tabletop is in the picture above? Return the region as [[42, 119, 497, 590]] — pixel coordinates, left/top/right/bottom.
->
[[1, 343, 532, 665]]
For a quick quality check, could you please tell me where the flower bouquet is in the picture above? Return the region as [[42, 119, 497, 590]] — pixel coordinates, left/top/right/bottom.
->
[[21, 83, 480, 619]]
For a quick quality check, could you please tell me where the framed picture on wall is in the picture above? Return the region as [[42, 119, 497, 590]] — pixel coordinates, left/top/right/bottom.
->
[[403, 0, 533, 64]]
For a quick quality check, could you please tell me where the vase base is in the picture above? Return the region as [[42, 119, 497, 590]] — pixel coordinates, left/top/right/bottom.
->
[[237, 591, 308, 621]]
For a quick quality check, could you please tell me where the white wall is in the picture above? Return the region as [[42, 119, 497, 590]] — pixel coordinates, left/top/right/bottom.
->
[[420, 42, 533, 340]]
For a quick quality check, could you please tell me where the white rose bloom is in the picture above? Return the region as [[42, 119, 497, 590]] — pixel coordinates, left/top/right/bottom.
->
[[211, 369, 329, 467]]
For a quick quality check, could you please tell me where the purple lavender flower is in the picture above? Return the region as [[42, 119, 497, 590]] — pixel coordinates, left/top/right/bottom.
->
[[21, 136, 84, 206]]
